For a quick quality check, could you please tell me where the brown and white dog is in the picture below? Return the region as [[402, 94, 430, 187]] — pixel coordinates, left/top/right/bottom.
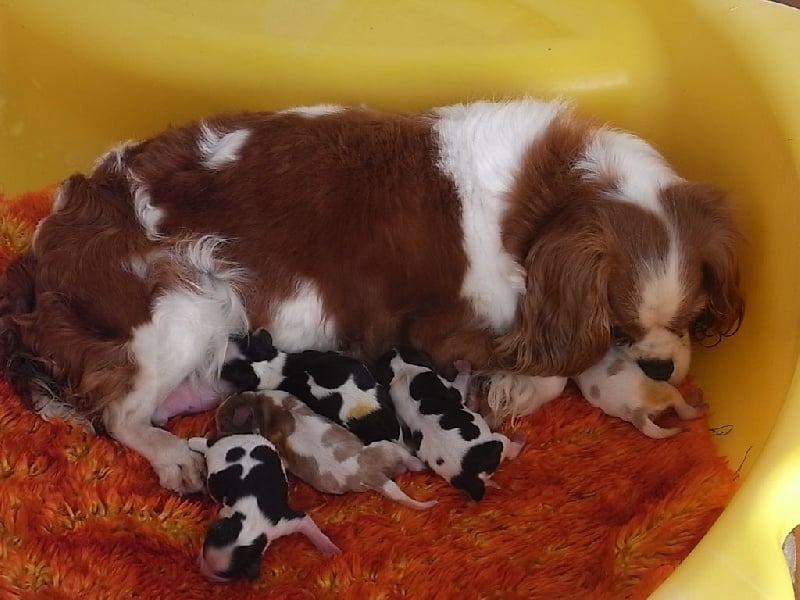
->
[[0, 99, 744, 494]]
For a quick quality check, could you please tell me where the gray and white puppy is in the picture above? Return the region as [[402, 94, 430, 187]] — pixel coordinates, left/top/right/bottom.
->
[[188, 433, 339, 582], [216, 391, 436, 511]]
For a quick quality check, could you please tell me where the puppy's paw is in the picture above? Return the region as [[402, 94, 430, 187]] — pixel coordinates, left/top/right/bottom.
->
[[153, 438, 207, 495], [632, 408, 686, 439], [674, 400, 707, 420]]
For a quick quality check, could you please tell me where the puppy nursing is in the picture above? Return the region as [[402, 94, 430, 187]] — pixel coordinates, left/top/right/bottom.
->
[[375, 347, 523, 501], [574, 347, 706, 438], [216, 391, 435, 510], [221, 328, 399, 444]]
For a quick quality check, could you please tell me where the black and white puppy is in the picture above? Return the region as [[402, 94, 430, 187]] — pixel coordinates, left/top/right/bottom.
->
[[222, 328, 400, 444], [188, 433, 339, 582], [374, 347, 524, 501]]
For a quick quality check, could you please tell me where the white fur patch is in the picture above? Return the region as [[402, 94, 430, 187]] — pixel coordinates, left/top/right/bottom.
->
[[251, 354, 288, 391], [434, 99, 567, 331], [269, 281, 338, 352], [51, 183, 68, 212], [577, 128, 681, 214], [130, 236, 249, 404], [197, 122, 251, 170], [277, 104, 344, 117], [90, 139, 139, 175], [130, 178, 164, 240], [638, 244, 684, 330]]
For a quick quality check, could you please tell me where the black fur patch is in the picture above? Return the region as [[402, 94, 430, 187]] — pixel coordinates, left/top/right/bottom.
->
[[223, 533, 268, 580], [225, 447, 246, 463], [221, 358, 260, 391], [348, 403, 400, 445], [239, 329, 279, 362], [204, 512, 244, 549], [371, 350, 397, 387], [449, 440, 504, 501], [400, 424, 423, 454], [394, 346, 437, 370], [207, 464, 244, 505], [409, 372, 461, 415], [438, 410, 480, 441]]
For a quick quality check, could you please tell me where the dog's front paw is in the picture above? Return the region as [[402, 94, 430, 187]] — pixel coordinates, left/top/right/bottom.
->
[[154, 438, 207, 495]]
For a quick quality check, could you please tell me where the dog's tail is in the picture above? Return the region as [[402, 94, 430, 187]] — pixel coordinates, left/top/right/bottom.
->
[[377, 479, 437, 510]]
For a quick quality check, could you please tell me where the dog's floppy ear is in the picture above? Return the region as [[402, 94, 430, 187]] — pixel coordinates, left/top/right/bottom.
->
[[662, 182, 745, 343], [493, 222, 614, 377]]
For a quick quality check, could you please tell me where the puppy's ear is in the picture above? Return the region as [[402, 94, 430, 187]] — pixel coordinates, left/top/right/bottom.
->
[[493, 224, 614, 376], [243, 329, 278, 362], [216, 394, 262, 435], [663, 183, 745, 343]]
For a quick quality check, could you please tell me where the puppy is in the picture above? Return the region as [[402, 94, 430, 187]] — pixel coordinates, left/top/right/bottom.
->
[[375, 347, 523, 501], [222, 328, 400, 444], [188, 433, 339, 582], [574, 346, 706, 439], [216, 391, 435, 510]]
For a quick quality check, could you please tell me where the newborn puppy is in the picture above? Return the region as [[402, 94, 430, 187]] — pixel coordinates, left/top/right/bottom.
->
[[222, 328, 400, 444], [574, 346, 706, 439], [188, 433, 339, 582], [216, 391, 435, 510], [374, 347, 523, 501]]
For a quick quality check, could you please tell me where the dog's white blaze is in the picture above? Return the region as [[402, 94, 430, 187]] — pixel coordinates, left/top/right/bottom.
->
[[270, 280, 338, 352], [577, 128, 681, 214], [276, 104, 344, 117], [638, 243, 684, 330], [434, 100, 566, 331], [131, 179, 165, 240], [197, 122, 251, 170]]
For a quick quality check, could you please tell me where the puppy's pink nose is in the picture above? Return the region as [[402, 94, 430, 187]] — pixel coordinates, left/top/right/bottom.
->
[[198, 552, 228, 583]]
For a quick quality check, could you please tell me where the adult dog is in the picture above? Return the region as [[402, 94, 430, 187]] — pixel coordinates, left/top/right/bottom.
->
[[0, 99, 744, 493]]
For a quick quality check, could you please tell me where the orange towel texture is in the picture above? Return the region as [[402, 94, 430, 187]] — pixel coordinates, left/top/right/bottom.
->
[[0, 188, 737, 599]]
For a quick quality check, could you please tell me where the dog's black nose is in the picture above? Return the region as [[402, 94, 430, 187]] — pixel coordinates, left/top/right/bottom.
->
[[637, 359, 674, 381]]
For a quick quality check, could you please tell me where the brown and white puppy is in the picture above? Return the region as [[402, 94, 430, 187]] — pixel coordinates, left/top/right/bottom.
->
[[573, 346, 706, 438], [0, 99, 744, 494], [217, 391, 436, 510]]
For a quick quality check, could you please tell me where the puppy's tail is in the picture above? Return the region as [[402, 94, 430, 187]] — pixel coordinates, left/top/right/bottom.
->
[[377, 479, 436, 510]]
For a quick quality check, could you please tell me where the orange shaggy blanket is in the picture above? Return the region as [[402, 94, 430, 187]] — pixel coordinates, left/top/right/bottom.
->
[[0, 188, 736, 600]]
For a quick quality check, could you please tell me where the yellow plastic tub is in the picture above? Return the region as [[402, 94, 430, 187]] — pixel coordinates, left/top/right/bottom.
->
[[1, 0, 799, 597]]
